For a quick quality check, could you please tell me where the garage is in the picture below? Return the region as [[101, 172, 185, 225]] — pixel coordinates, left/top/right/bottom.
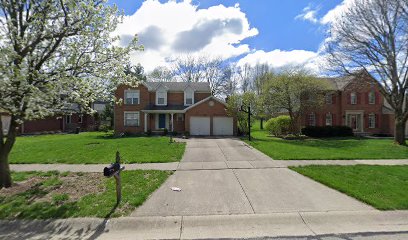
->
[[190, 117, 210, 135], [213, 117, 234, 136]]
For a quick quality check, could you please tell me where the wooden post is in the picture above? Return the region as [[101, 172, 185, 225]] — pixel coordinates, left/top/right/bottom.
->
[[114, 173, 121, 204], [115, 151, 122, 204]]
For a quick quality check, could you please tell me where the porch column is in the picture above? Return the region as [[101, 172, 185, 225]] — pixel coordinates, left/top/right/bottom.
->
[[171, 113, 174, 132], [144, 113, 148, 132]]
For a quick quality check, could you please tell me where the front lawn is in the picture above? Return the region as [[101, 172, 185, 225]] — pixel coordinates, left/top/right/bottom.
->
[[10, 132, 185, 164], [0, 170, 171, 219], [245, 123, 408, 160], [291, 165, 408, 210]]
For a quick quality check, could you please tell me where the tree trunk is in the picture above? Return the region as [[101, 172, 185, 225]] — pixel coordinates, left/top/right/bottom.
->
[[394, 119, 406, 145], [0, 122, 17, 189], [260, 118, 263, 130], [0, 149, 12, 188]]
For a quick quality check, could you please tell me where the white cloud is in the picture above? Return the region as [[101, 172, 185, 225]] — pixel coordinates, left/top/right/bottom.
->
[[115, 0, 258, 72], [237, 49, 319, 71], [320, 0, 356, 24], [295, 6, 320, 24]]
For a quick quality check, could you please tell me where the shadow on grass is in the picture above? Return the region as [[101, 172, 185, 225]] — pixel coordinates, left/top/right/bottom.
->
[[249, 134, 367, 150]]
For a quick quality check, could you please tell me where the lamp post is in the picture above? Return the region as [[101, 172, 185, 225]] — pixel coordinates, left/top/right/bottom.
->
[[240, 105, 252, 141]]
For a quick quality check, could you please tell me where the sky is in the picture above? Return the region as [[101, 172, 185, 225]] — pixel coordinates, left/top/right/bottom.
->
[[108, 0, 349, 73]]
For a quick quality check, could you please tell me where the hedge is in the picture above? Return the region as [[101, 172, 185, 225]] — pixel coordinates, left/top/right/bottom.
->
[[301, 126, 353, 138]]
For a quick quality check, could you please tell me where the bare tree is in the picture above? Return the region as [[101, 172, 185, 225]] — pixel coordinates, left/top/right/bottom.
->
[[325, 0, 408, 145], [237, 63, 253, 92], [171, 55, 227, 96], [149, 66, 173, 82]]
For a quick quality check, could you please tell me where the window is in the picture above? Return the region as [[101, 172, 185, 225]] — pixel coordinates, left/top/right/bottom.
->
[[325, 113, 332, 126], [368, 113, 376, 128], [325, 93, 333, 104], [124, 112, 140, 127], [184, 88, 194, 106], [350, 92, 357, 104], [125, 90, 139, 105], [308, 113, 316, 126], [368, 91, 375, 104], [78, 115, 83, 123], [66, 115, 71, 124], [177, 113, 184, 122], [156, 89, 167, 105]]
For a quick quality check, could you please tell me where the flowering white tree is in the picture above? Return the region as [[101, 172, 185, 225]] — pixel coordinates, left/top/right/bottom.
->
[[0, 0, 141, 188]]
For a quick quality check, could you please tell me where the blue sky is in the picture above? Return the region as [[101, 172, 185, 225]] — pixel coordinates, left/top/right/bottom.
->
[[108, 0, 346, 72]]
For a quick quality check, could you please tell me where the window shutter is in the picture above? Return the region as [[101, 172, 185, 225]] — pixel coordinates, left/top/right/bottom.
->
[[357, 93, 361, 104], [375, 92, 380, 104], [347, 93, 351, 104], [332, 114, 336, 125], [365, 92, 369, 104], [332, 94, 336, 104]]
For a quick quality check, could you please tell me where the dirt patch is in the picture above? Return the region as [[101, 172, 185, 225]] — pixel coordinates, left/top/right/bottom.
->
[[42, 172, 105, 202], [0, 173, 105, 204], [0, 177, 44, 197]]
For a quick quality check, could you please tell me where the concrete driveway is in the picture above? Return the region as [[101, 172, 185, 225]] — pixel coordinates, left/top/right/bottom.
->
[[132, 138, 374, 217]]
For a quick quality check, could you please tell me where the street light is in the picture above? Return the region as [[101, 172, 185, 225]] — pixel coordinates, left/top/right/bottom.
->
[[240, 105, 252, 141]]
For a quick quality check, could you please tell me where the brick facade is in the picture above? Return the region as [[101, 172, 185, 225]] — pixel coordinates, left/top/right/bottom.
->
[[303, 75, 396, 136], [114, 82, 236, 136]]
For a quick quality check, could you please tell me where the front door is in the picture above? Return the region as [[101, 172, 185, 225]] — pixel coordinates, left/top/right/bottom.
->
[[158, 114, 166, 129], [347, 114, 362, 132]]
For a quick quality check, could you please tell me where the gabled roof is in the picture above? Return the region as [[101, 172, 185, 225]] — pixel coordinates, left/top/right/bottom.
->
[[319, 75, 356, 91], [143, 82, 211, 92]]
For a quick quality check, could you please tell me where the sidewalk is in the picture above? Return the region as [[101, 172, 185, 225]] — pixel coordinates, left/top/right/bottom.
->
[[10, 159, 408, 172], [1, 210, 407, 239]]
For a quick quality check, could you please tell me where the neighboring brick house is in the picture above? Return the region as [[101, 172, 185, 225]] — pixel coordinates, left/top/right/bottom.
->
[[1, 104, 100, 135], [302, 74, 402, 136], [114, 82, 237, 136]]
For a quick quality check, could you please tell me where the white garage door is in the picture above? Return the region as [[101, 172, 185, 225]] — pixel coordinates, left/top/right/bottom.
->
[[190, 117, 210, 135], [213, 117, 233, 136]]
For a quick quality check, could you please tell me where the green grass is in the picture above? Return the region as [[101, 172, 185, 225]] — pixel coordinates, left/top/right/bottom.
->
[[0, 170, 171, 219], [244, 121, 408, 160], [9, 132, 186, 164], [291, 165, 408, 210]]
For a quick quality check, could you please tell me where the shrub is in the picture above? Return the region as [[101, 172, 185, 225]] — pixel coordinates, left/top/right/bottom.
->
[[99, 124, 112, 132], [163, 128, 168, 136], [265, 116, 292, 137], [146, 129, 152, 136], [301, 126, 353, 138]]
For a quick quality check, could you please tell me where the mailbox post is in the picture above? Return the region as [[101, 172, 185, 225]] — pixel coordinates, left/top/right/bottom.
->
[[103, 151, 125, 204]]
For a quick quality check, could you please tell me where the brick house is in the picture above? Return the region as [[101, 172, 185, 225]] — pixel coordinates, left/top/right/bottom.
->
[[1, 103, 101, 135], [302, 74, 402, 136], [114, 82, 237, 136]]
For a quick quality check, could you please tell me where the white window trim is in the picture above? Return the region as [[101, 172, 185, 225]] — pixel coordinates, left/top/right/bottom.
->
[[124, 89, 140, 105], [368, 91, 375, 104], [184, 87, 195, 106], [66, 115, 71, 124], [78, 115, 83, 123], [351, 92, 357, 105], [325, 93, 333, 104], [368, 113, 376, 128], [124, 111, 140, 127], [308, 113, 316, 126], [325, 113, 332, 126], [156, 87, 167, 106]]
